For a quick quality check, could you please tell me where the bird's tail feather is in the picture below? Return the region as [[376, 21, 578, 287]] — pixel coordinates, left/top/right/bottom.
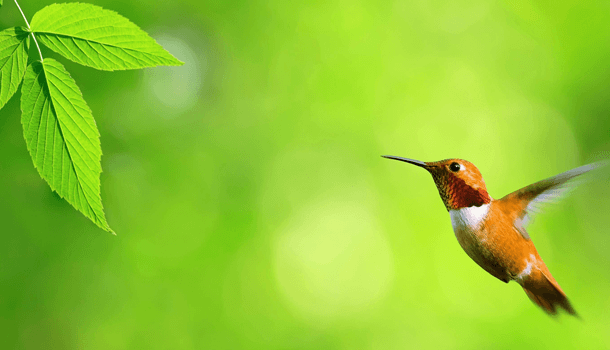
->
[[520, 269, 577, 317]]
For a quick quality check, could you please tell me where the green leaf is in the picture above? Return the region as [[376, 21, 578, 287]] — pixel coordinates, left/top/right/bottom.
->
[[21, 58, 113, 233], [30, 3, 183, 71], [0, 27, 30, 110]]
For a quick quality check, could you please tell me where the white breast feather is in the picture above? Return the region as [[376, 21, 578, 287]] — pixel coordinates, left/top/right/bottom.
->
[[449, 204, 490, 232]]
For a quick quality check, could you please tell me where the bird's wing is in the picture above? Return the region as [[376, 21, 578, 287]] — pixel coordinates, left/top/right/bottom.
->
[[499, 161, 608, 237]]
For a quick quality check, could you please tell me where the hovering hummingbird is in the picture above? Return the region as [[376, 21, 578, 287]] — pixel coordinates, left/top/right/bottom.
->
[[383, 155, 607, 316]]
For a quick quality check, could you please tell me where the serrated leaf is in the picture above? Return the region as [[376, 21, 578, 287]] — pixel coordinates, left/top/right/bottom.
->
[[0, 27, 30, 109], [29, 3, 183, 71], [21, 58, 113, 233]]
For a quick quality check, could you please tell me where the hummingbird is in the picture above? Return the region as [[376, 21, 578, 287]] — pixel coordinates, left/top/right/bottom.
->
[[383, 155, 606, 316]]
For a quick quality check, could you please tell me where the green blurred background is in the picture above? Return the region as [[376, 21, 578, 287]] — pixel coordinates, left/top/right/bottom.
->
[[2, 0, 610, 349]]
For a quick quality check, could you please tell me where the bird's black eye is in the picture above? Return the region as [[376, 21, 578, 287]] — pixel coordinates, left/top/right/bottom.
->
[[449, 162, 461, 172]]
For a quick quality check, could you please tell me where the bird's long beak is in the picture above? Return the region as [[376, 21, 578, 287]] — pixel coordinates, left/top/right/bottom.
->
[[382, 155, 428, 169]]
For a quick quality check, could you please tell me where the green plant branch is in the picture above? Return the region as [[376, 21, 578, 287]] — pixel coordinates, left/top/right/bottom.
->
[[1, 2, 182, 233], [14, 0, 43, 62]]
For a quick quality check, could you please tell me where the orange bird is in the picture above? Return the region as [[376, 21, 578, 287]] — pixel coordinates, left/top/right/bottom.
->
[[383, 155, 607, 316]]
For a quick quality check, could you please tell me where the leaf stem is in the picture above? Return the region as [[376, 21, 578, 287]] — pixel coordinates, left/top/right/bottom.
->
[[14, 0, 44, 62]]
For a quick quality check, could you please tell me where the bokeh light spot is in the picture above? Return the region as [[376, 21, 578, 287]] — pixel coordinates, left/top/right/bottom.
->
[[274, 199, 393, 326], [143, 33, 204, 114]]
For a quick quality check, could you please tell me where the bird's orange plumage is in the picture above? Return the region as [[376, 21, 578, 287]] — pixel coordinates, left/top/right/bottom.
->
[[382, 155, 604, 316], [455, 198, 575, 315]]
